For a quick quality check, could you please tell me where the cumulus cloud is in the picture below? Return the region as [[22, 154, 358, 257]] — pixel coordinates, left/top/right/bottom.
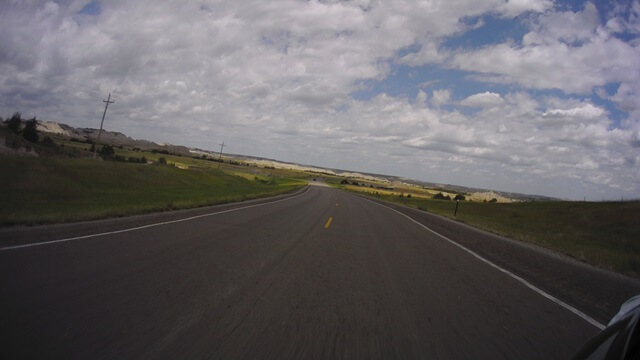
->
[[459, 92, 504, 108], [525, 2, 600, 44], [304, 91, 635, 197], [448, 2, 640, 104], [431, 89, 452, 108], [542, 103, 606, 121], [495, 0, 554, 18]]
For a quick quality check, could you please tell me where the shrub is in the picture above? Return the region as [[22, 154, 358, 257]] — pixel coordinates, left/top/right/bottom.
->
[[41, 136, 55, 146], [454, 194, 466, 201], [158, 157, 167, 165], [99, 145, 115, 159], [22, 118, 39, 143], [7, 112, 22, 133], [433, 192, 451, 200], [151, 149, 170, 155]]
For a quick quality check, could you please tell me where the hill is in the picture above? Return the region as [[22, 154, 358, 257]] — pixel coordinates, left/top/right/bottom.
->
[[36, 120, 192, 156]]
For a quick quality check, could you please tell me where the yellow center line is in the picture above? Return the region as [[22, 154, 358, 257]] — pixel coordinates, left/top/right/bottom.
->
[[324, 217, 333, 229]]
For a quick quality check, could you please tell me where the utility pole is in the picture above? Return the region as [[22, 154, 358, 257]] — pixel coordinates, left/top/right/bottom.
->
[[217, 141, 225, 169], [93, 93, 115, 158]]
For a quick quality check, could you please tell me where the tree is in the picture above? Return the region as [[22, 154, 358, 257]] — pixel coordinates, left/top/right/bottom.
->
[[158, 157, 167, 165], [433, 192, 451, 200], [99, 145, 115, 159], [454, 194, 466, 201], [7, 112, 22, 133], [22, 118, 39, 143]]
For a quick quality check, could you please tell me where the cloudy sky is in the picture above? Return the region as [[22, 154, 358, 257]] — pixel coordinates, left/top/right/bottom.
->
[[1, 0, 639, 200]]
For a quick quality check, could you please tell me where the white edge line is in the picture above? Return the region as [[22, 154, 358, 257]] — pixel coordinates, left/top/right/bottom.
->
[[363, 197, 606, 331], [0, 186, 311, 252]]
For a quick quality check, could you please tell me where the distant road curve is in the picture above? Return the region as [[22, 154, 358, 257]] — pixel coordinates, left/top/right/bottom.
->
[[1, 185, 638, 359]]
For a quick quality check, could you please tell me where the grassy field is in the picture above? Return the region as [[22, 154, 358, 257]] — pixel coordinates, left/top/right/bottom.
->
[[0, 155, 306, 225], [336, 183, 640, 278]]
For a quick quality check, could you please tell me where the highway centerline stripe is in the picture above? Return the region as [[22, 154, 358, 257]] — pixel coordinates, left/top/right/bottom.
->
[[0, 186, 312, 251], [362, 197, 607, 331], [324, 217, 333, 229]]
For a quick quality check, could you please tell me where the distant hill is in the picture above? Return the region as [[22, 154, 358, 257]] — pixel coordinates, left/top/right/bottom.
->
[[35, 120, 192, 156], [397, 178, 559, 202]]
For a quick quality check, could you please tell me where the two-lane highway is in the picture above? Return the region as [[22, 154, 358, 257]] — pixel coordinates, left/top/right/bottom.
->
[[1, 184, 637, 359]]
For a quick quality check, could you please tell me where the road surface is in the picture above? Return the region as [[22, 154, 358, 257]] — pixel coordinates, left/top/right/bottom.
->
[[1, 184, 639, 359]]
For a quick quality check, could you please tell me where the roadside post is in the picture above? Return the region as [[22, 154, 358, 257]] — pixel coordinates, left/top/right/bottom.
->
[[454, 199, 459, 217]]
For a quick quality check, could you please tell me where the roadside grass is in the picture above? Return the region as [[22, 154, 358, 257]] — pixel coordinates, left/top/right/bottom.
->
[[0, 155, 306, 225], [338, 185, 640, 278]]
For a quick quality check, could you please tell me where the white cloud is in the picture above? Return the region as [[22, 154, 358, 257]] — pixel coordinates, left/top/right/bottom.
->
[[496, 0, 554, 18], [460, 92, 504, 108], [450, 2, 640, 95], [322, 92, 635, 196], [431, 89, 452, 108], [610, 82, 640, 122], [542, 103, 606, 120]]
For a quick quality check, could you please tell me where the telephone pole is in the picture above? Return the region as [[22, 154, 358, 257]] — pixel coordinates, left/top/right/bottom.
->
[[217, 141, 225, 169], [93, 93, 115, 158]]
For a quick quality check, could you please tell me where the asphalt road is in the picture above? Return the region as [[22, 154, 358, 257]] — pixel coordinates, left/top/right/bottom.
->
[[1, 184, 639, 359]]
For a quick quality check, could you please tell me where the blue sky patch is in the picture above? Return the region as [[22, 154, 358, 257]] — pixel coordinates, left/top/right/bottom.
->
[[443, 15, 528, 50], [351, 63, 513, 103], [79, 0, 101, 16]]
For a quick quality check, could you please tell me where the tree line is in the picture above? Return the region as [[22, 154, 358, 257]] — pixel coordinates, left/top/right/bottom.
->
[[3, 112, 40, 144]]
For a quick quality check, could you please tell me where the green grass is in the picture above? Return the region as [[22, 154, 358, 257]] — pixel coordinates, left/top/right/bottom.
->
[[0, 155, 306, 225], [340, 186, 640, 278]]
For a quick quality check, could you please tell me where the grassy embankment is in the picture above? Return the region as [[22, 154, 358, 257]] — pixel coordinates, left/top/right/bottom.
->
[[336, 183, 640, 278], [0, 155, 307, 225]]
